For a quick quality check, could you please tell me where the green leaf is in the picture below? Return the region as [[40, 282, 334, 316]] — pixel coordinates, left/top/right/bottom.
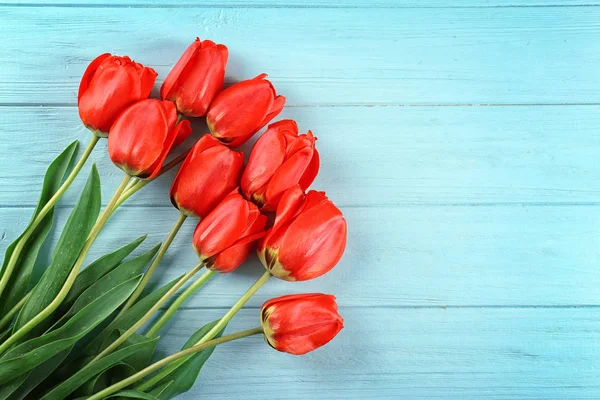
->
[[83, 274, 184, 357], [101, 331, 157, 373], [147, 381, 173, 399], [0, 141, 79, 317], [40, 336, 158, 400], [107, 390, 160, 400], [148, 320, 226, 399], [14, 165, 102, 338], [59, 235, 148, 314], [0, 275, 142, 385], [53, 244, 161, 330], [3, 348, 71, 400]]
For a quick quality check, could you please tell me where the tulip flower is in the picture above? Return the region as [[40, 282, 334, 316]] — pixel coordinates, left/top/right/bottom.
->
[[241, 120, 319, 211], [170, 135, 244, 219], [258, 185, 347, 281], [108, 99, 191, 179], [206, 73, 286, 147], [131, 188, 346, 388], [161, 38, 228, 118], [261, 293, 344, 355], [79, 54, 157, 136], [85, 293, 343, 400], [193, 192, 267, 273]]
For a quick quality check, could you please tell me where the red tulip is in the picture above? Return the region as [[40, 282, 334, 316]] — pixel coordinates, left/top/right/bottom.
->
[[78, 54, 157, 136], [193, 192, 267, 273], [161, 38, 228, 118], [206, 74, 285, 147], [261, 293, 344, 355], [170, 135, 244, 219], [241, 120, 319, 211], [258, 186, 346, 281], [108, 99, 191, 179]]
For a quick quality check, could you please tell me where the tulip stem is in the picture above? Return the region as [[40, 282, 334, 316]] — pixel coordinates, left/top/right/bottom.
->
[[0, 174, 130, 355], [145, 269, 215, 338], [0, 292, 31, 334], [90, 262, 206, 363], [113, 150, 191, 210], [0, 135, 99, 300], [86, 327, 264, 400], [117, 213, 188, 316], [136, 270, 271, 391]]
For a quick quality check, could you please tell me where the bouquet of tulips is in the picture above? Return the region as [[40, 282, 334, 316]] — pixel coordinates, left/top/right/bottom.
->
[[0, 38, 347, 399]]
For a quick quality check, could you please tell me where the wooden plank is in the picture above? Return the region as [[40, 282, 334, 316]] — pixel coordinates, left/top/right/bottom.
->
[[3, 0, 600, 6], [151, 307, 600, 399], [2, 204, 599, 307], [1, 6, 599, 105], [1, 105, 599, 207]]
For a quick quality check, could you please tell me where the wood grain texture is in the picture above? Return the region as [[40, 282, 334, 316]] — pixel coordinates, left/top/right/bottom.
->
[[1, 105, 600, 207], [1, 2, 599, 399], [1, 5, 600, 106], [3, 0, 600, 6], [2, 203, 599, 308], [154, 308, 600, 400]]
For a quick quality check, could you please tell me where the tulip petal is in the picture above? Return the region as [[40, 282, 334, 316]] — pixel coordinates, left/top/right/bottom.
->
[[262, 293, 344, 355], [78, 53, 110, 103], [278, 199, 347, 281], [263, 144, 315, 211], [241, 125, 288, 201], [170, 143, 244, 218], [108, 99, 168, 176], [139, 66, 158, 100], [207, 75, 283, 147], [193, 194, 249, 257], [259, 95, 286, 129], [210, 243, 254, 273], [174, 40, 228, 117], [298, 147, 320, 191], [160, 38, 203, 101]]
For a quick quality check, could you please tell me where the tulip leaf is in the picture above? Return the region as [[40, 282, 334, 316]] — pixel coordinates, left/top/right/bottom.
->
[[148, 381, 174, 398], [13, 165, 102, 338], [147, 320, 225, 399], [40, 336, 158, 400], [3, 348, 71, 400], [52, 244, 161, 330], [0, 140, 79, 317], [59, 235, 148, 314], [0, 274, 142, 385], [83, 274, 184, 357], [107, 391, 160, 400]]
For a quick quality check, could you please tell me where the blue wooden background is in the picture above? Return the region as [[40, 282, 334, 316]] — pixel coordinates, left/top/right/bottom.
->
[[1, 1, 600, 398]]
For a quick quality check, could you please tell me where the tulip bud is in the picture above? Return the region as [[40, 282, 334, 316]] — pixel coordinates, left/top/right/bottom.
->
[[193, 192, 267, 273], [206, 74, 286, 148], [261, 293, 344, 355], [258, 186, 347, 281], [170, 135, 244, 219], [241, 120, 319, 211], [108, 99, 191, 179], [161, 38, 228, 118], [78, 54, 157, 136]]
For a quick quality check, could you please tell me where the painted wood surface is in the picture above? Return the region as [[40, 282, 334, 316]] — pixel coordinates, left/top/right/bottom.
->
[[1, 1, 599, 399]]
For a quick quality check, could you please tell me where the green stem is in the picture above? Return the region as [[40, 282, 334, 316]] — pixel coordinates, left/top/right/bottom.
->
[[0, 292, 31, 334], [0, 135, 99, 299], [116, 213, 188, 317], [91, 262, 206, 363], [125, 178, 139, 191], [136, 270, 271, 391], [86, 327, 263, 400], [0, 174, 130, 355], [113, 150, 191, 211], [145, 269, 215, 338]]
